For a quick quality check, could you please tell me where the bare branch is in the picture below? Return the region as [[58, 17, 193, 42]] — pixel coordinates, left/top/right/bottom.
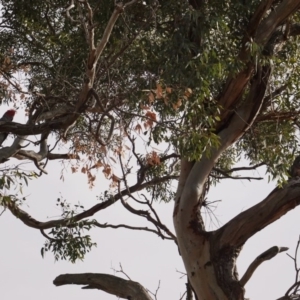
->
[[240, 246, 288, 287], [93, 221, 173, 239], [5, 175, 177, 230], [112, 263, 132, 280], [65, 0, 80, 23], [119, 185, 177, 242], [222, 162, 265, 173], [13, 145, 79, 170], [53, 273, 153, 300], [94, 3, 129, 66], [47, 153, 80, 160], [147, 280, 160, 300], [123, 0, 139, 9], [212, 168, 263, 181], [284, 281, 300, 298]]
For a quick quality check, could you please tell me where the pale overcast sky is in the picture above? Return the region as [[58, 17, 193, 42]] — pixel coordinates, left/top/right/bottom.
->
[[0, 112, 299, 300]]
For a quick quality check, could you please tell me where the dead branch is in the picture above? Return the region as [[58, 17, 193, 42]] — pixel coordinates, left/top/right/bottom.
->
[[93, 221, 173, 239], [147, 280, 160, 300], [118, 185, 177, 242], [53, 273, 153, 300], [240, 246, 288, 287]]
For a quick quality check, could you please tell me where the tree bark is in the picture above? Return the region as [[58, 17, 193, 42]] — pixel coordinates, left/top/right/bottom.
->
[[172, 1, 300, 298], [53, 273, 152, 300]]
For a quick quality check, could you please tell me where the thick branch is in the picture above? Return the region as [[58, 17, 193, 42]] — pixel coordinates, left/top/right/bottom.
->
[[14, 133, 48, 159], [0, 118, 69, 135], [255, 0, 300, 45], [0, 135, 28, 163], [94, 4, 125, 64], [214, 178, 300, 249], [53, 273, 152, 300], [246, 0, 274, 38], [174, 65, 271, 230], [47, 152, 80, 160]]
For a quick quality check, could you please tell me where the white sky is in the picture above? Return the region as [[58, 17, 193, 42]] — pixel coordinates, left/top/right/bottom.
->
[[0, 113, 299, 300]]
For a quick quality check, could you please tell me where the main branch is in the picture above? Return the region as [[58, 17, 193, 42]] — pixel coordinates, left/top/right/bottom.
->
[[215, 178, 300, 249]]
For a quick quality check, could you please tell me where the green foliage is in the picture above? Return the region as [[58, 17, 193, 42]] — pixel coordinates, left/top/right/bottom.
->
[[2, 0, 300, 262], [0, 169, 36, 195], [41, 221, 96, 263], [0, 0, 289, 166], [40, 197, 96, 263], [238, 120, 298, 181]]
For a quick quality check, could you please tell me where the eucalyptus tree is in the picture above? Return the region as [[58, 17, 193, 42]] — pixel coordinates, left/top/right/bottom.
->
[[1, 0, 300, 299]]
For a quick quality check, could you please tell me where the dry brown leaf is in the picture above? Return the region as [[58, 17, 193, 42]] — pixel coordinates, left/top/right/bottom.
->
[[145, 111, 157, 121], [140, 104, 150, 110], [103, 165, 111, 178], [111, 174, 121, 182], [156, 83, 163, 99], [148, 92, 155, 103], [173, 99, 182, 110], [166, 87, 172, 94], [146, 151, 161, 165], [134, 123, 142, 134]]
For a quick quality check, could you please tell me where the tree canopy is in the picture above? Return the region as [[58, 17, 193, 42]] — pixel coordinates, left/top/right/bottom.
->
[[1, 0, 300, 299]]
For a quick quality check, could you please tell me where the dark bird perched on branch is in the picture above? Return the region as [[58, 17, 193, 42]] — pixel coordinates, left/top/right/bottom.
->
[[0, 109, 16, 146]]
